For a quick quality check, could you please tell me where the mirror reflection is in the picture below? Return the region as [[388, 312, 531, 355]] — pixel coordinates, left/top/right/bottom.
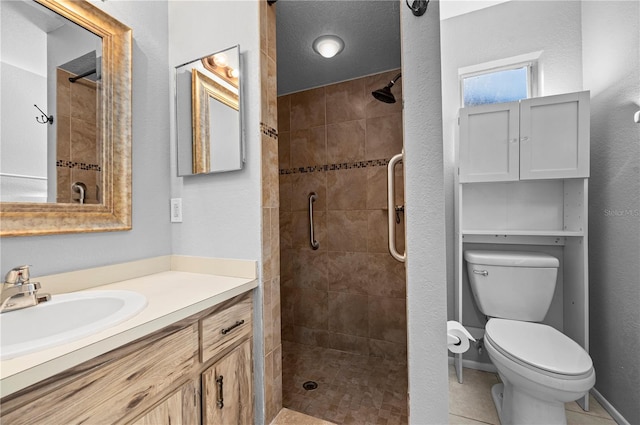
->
[[176, 45, 243, 176], [1, 0, 102, 204]]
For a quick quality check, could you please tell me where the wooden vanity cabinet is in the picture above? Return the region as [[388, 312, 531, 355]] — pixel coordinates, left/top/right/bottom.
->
[[0, 291, 254, 425]]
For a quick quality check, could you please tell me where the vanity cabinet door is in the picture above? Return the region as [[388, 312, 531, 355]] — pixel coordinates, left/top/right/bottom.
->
[[132, 380, 199, 425], [459, 101, 520, 183], [202, 339, 253, 425]]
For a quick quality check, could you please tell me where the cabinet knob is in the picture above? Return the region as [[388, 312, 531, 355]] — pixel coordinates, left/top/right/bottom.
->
[[520, 136, 530, 142]]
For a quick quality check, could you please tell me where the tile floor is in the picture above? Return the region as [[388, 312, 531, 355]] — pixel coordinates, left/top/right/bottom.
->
[[281, 341, 617, 425], [282, 341, 408, 424], [448, 366, 616, 425], [272, 408, 337, 425]]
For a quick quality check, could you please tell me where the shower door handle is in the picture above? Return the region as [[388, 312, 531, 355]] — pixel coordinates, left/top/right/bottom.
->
[[309, 192, 319, 250], [388, 152, 406, 262]]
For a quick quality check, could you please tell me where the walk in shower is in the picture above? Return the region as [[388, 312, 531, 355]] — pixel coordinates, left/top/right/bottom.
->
[[277, 69, 408, 424]]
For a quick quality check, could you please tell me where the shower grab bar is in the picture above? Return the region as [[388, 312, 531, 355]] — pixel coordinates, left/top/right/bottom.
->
[[309, 192, 319, 250], [388, 152, 406, 262]]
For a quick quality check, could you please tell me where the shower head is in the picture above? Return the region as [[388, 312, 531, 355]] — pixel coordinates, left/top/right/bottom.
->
[[372, 73, 401, 104], [372, 86, 396, 103]]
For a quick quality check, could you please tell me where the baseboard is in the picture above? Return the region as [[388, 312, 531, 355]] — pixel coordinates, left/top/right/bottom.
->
[[591, 387, 629, 425], [448, 356, 497, 373]]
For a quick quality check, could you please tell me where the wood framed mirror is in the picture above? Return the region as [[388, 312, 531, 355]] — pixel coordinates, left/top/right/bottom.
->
[[0, 0, 132, 237]]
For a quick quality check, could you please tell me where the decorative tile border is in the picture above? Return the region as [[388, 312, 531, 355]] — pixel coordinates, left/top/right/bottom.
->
[[261, 122, 278, 140], [56, 160, 101, 172], [280, 158, 390, 175]]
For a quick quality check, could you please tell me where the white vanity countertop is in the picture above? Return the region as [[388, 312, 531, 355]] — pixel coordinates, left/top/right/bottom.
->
[[0, 267, 257, 398]]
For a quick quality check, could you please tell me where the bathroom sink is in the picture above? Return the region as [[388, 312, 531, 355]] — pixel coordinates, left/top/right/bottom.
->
[[0, 290, 147, 360]]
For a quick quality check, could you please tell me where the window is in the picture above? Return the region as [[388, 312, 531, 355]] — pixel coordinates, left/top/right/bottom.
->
[[459, 52, 540, 108], [462, 66, 529, 107]]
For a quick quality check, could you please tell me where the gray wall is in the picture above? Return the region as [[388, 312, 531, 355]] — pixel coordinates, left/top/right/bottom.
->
[[167, 1, 262, 262], [0, 1, 172, 276], [582, 2, 640, 423], [402, 1, 449, 422]]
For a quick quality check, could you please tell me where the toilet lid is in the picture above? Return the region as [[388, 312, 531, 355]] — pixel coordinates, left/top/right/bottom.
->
[[485, 319, 593, 376]]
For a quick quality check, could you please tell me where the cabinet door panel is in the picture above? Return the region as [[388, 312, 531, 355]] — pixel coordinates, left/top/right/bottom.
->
[[520, 91, 589, 179], [459, 102, 520, 182], [132, 380, 199, 425], [202, 340, 253, 425]]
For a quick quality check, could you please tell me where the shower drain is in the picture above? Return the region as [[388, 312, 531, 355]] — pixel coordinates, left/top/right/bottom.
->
[[302, 381, 318, 391]]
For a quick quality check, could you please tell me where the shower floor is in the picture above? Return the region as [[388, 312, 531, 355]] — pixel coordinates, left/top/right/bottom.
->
[[282, 341, 408, 425]]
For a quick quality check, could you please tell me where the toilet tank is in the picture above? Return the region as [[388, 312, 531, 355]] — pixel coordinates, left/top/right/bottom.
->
[[464, 250, 559, 322]]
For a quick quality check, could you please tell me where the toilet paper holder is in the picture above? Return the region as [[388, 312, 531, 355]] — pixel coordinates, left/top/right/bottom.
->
[[448, 334, 463, 346], [447, 321, 476, 354]]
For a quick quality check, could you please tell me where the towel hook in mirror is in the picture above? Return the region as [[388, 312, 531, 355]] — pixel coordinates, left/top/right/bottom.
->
[[34, 104, 53, 125]]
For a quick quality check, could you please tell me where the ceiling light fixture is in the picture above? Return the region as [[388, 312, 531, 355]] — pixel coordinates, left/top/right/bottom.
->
[[312, 35, 344, 59]]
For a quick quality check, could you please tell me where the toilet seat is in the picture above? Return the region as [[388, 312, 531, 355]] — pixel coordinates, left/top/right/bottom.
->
[[485, 319, 593, 378]]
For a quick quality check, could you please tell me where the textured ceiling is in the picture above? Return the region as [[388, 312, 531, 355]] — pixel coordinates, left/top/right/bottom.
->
[[276, 0, 401, 95]]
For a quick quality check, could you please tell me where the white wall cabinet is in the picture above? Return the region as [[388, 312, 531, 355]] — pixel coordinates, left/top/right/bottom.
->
[[454, 92, 590, 411], [459, 91, 589, 183]]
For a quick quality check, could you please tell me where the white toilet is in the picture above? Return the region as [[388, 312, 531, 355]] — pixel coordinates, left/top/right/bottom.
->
[[465, 250, 595, 425]]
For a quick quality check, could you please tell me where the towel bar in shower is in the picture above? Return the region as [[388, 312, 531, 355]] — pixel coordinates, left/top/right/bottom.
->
[[388, 152, 406, 262], [309, 192, 319, 250]]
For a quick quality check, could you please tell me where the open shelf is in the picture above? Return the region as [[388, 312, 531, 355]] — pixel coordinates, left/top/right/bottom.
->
[[462, 229, 584, 237]]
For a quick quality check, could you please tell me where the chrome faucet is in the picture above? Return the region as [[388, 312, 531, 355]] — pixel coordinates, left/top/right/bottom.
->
[[1, 265, 50, 313]]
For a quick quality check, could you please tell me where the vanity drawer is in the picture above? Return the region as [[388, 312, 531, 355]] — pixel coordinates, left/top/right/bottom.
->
[[200, 295, 252, 363]]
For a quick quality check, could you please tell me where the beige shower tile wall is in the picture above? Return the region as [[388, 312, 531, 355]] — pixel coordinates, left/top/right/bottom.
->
[[278, 70, 407, 362], [56, 69, 101, 204], [261, 1, 282, 423]]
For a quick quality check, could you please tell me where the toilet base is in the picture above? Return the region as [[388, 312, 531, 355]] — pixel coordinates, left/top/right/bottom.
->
[[490, 381, 568, 425], [491, 383, 505, 423], [491, 384, 504, 424]]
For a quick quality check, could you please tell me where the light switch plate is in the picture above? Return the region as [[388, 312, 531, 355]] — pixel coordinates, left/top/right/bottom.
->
[[170, 198, 182, 223]]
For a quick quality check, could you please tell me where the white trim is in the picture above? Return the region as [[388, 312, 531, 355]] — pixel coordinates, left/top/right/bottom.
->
[[591, 387, 630, 425], [458, 51, 542, 107], [448, 356, 498, 374], [0, 172, 47, 181], [458, 51, 543, 77]]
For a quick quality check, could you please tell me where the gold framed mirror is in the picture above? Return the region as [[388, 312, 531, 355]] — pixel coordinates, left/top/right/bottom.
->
[[0, 0, 132, 237], [176, 45, 243, 176], [192, 69, 240, 174]]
